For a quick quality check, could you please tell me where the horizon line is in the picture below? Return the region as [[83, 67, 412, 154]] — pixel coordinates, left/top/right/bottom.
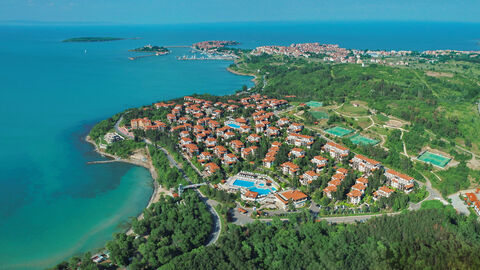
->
[[2, 19, 480, 26]]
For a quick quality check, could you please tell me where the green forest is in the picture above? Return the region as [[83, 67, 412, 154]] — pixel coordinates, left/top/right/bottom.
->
[[162, 202, 480, 270], [234, 54, 480, 151], [53, 200, 480, 270], [52, 192, 212, 270]]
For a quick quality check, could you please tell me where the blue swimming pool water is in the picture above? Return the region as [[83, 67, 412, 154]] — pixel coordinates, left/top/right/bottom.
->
[[227, 123, 241, 129], [233, 179, 254, 188], [227, 123, 240, 128], [250, 187, 277, 196], [233, 180, 276, 195]]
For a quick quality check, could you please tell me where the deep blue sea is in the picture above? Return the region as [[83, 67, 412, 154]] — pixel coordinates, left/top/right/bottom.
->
[[0, 22, 479, 269]]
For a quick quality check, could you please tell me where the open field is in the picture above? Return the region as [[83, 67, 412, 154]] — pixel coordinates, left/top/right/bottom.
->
[[337, 102, 369, 116], [310, 110, 329, 119]]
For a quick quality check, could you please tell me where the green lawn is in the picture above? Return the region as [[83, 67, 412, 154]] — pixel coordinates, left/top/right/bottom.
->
[[337, 103, 369, 116]]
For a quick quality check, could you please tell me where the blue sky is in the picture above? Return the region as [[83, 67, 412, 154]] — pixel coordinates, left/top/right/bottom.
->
[[1, 0, 480, 24]]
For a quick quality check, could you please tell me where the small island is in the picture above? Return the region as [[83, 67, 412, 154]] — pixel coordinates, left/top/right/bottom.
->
[[62, 37, 126, 43], [130, 45, 170, 54]]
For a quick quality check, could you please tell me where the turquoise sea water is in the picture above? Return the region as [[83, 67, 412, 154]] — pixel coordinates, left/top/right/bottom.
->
[[0, 25, 253, 269], [0, 22, 479, 269]]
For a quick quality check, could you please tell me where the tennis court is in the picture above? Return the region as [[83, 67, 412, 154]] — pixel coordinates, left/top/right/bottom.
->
[[310, 111, 329, 119], [324, 126, 354, 137], [306, 101, 323, 108], [417, 151, 451, 168], [350, 134, 379, 145]]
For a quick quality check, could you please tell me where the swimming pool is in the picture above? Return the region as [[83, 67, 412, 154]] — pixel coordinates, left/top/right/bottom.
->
[[250, 186, 277, 196], [227, 122, 241, 129], [233, 179, 254, 188], [233, 179, 276, 195]]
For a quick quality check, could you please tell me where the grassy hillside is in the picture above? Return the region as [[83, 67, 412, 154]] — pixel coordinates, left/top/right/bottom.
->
[[233, 54, 480, 153]]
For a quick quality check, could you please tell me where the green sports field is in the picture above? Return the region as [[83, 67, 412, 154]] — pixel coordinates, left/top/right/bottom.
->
[[310, 111, 329, 119], [417, 151, 451, 168], [324, 126, 354, 137], [350, 134, 379, 145], [306, 101, 323, 108]]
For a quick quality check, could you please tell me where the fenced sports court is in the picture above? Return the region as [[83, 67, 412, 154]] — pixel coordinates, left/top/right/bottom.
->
[[417, 151, 451, 168], [324, 126, 354, 137], [306, 101, 323, 108], [310, 111, 329, 119], [349, 134, 379, 145]]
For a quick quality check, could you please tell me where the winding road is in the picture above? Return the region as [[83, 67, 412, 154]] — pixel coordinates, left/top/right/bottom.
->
[[114, 116, 222, 246]]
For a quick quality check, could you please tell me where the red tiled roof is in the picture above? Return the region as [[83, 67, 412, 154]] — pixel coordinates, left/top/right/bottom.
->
[[244, 190, 259, 198], [379, 186, 394, 194], [281, 162, 299, 170], [325, 141, 349, 151], [352, 183, 366, 191], [277, 190, 308, 203], [354, 154, 380, 165], [386, 169, 414, 181], [347, 189, 362, 198]]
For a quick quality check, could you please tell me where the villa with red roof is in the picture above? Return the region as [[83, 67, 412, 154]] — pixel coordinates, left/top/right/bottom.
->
[[239, 125, 251, 133], [265, 126, 280, 137], [286, 133, 315, 148], [347, 189, 363, 205], [373, 186, 395, 201], [356, 177, 369, 186], [197, 152, 213, 163], [300, 171, 319, 185], [224, 131, 236, 140], [213, 145, 227, 157], [131, 117, 151, 130], [183, 143, 199, 157], [241, 146, 258, 159], [311, 155, 328, 172], [281, 162, 300, 176], [275, 190, 309, 210], [247, 133, 261, 143], [255, 123, 265, 133], [350, 154, 381, 174], [288, 123, 304, 133], [223, 153, 238, 165], [289, 148, 306, 159], [322, 142, 350, 160], [205, 137, 217, 148], [323, 184, 338, 199], [229, 140, 244, 152], [241, 190, 260, 202], [384, 169, 415, 193]]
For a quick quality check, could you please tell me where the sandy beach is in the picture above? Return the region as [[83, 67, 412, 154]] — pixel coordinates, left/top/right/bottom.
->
[[227, 66, 258, 84], [85, 136, 170, 235]]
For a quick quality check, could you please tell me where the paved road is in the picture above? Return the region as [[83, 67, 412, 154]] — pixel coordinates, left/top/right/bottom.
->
[[254, 212, 401, 224], [449, 193, 470, 215], [417, 173, 449, 205], [114, 116, 222, 246], [157, 144, 222, 246], [114, 115, 133, 139]]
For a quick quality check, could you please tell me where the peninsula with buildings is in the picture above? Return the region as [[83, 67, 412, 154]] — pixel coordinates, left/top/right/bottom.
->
[[58, 40, 480, 269]]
